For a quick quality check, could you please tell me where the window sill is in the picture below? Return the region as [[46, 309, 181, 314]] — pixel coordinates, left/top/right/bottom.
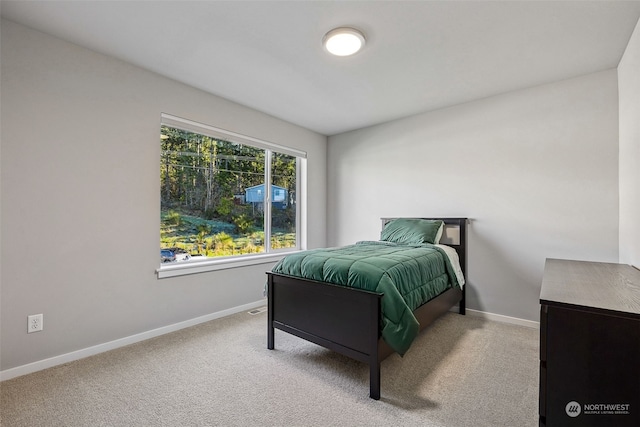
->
[[156, 250, 299, 279]]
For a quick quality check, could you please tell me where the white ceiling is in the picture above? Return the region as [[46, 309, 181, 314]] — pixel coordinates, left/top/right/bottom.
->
[[2, 1, 640, 136]]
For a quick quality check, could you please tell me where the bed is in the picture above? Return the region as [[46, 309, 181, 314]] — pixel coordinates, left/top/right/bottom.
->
[[266, 217, 467, 400]]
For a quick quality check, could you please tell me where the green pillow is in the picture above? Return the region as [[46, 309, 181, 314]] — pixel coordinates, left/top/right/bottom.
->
[[380, 218, 444, 245]]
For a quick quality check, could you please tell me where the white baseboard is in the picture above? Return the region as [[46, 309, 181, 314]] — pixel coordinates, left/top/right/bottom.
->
[[0, 299, 266, 382], [452, 306, 540, 329], [2, 301, 538, 382]]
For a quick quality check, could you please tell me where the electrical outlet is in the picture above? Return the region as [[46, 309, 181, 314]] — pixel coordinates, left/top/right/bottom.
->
[[28, 314, 43, 333]]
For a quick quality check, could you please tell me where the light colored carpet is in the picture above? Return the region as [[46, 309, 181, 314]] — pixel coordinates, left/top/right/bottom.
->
[[1, 310, 539, 427]]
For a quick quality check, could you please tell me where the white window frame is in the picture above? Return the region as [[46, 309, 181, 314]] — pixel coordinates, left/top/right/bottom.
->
[[157, 114, 306, 279]]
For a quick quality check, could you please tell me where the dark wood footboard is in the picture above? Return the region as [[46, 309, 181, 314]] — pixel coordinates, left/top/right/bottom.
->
[[267, 272, 384, 398]]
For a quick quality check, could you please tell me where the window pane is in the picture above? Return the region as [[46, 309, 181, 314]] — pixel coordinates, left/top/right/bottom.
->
[[270, 152, 297, 250], [160, 125, 265, 261]]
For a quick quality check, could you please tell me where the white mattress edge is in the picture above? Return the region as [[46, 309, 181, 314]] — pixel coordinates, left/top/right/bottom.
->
[[435, 244, 466, 289]]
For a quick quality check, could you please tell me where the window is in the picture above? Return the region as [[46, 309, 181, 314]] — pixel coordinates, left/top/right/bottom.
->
[[158, 114, 305, 277]]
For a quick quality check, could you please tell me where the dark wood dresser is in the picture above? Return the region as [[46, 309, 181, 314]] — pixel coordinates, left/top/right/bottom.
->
[[539, 258, 640, 427]]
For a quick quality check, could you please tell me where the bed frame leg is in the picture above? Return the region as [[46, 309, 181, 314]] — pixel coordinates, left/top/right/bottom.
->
[[267, 277, 275, 350], [370, 362, 381, 400], [268, 323, 274, 350], [369, 296, 381, 399]]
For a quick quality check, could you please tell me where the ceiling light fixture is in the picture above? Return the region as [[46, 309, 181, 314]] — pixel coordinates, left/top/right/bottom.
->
[[323, 27, 366, 56]]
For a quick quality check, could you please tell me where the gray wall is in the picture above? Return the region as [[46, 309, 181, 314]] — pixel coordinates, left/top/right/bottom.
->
[[3, 14, 637, 374], [619, 17, 640, 268], [0, 20, 326, 371], [327, 70, 620, 322]]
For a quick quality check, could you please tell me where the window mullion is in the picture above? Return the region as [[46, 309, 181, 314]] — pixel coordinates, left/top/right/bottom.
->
[[264, 150, 273, 253], [296, 157, 301, 249]]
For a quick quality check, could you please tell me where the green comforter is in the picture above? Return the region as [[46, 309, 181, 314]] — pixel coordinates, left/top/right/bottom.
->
[[271, 241, 461, 355]]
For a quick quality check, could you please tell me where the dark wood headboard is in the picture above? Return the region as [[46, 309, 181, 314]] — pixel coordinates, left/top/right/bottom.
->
[[380, 217, 468, 277]]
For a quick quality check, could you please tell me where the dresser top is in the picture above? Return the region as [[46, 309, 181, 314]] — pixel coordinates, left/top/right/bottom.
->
[[541, 258, 640, 316]]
